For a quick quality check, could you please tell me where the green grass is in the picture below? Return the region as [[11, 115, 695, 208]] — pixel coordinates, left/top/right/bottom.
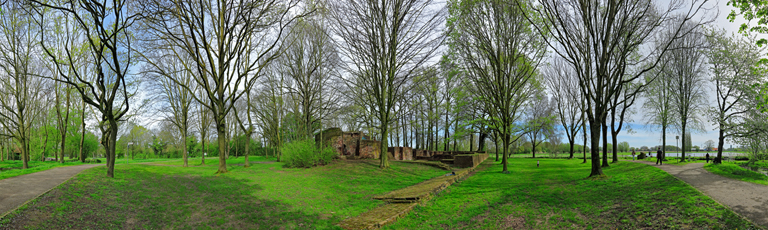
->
[[383, 158, 756, 229], [0, 158, 448, 229], [0, 158, 188, 180], [738, 160, 768, 168], [0, 159, 104, 180], [704, 162, 768, 186], [633, 156, 705, 166]]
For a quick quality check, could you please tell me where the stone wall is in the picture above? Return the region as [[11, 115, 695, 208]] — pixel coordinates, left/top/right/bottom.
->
[[359, 140, 381, 159], [387, 147, 413, 161], [454, 153, 489, 168], [317, 129, 380, 159]]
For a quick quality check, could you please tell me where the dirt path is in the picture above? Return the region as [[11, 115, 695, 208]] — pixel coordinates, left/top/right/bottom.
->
[[633, 161, 768, 228], [0, 164, 103, 218]]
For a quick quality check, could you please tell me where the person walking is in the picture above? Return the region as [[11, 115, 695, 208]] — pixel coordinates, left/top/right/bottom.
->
[[632, 150, 636, 160], [706, 153, 710, 163], [656, 147, 663, 165]]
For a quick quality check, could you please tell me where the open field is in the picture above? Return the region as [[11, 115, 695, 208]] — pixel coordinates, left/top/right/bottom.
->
[[383, 159, 756, 229], [1, 157, 759, 229], [0, 157, 448, 229], [0, 160, 103, 180], [0, 158, 184, 180]]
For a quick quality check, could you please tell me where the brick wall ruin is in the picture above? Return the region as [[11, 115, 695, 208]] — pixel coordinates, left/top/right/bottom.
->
[[316, 128, 380, 159], [387, 147, 413, 161]]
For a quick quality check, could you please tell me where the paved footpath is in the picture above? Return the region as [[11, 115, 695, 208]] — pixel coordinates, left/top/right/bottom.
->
[[634, 161, 768, 228], [0, 164, 103, 217]]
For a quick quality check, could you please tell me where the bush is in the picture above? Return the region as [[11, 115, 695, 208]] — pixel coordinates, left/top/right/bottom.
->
[[282, 139, 336, 168], [637, 152, 647, 160], [735, 156, 749, 161]]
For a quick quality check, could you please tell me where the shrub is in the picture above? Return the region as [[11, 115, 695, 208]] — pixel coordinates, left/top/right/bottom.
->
[[282, 139, 336, 168], [735, 156, 749, 161], [637, 152, 647, 160]]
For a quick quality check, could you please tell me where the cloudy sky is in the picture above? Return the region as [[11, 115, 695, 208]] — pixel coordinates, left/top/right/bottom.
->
[[611, 0, 755, 149]]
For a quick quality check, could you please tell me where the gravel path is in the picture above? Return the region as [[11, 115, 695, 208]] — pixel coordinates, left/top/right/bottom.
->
[[0, 164, 103, 217], [633, 161, 768, 228]]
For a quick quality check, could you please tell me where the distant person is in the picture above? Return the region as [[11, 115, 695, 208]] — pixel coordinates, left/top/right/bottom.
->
[[537, 160, 540, 168], [706, 153, 710, 163], [632, 150, 636, 160], [656, 147, 663, 165]]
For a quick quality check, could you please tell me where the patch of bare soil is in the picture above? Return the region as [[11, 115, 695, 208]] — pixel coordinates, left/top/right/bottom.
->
[[499, 214, 526, 229]]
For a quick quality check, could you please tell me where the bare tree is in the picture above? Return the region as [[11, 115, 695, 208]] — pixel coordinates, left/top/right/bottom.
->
[[668, 23, 708, 162], [526, 0, 713, 177], [138, 0, 309, 173], [643, 66, 673, 161], [0, 1, 45, 169], [544, 57, 583, 159], [329, 0, 444, 168], [31, 0, 142, 177], [279, 18, 340, 141], [195, 91, 214, 165], [143, 48, 195, 167], [252, 69, 286, 161], [448, 0, 545, 173], [525, 93, 554, 158], [609, 79, 639, 163]]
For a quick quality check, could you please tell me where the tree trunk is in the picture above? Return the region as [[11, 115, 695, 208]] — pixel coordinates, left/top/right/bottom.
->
[[380, 123, 390, 168], [502, 131, 510, 174], [531, 138, 536, 158], [494, 132, 499, 161], [42, 130, 48, 162], [681, 121, 687, 162], [182, 129, 188, 167], [470, 131, 474, 152], [662, 126, 667, 160], [716, 128, 724, 164], [601, 123, 609, 167], [21, 137, 29, 169], [244, 131, 251, 168], [79, 99, 86, 163], [478, 130, 487, 152], [106, 119, 119, 178], [611, 129, 618, 163], [201, 138, 206, 165], [588, 119, 603, 177], [216, 118, 228, 173], [582, 109, 587, 164], [444, 109, 449, 151], [569, 139, 575, 159]]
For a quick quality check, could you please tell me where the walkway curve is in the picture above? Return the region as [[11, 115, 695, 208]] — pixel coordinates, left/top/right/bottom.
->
[[633, 161, 768, 228], [0, 164, 103, 218]]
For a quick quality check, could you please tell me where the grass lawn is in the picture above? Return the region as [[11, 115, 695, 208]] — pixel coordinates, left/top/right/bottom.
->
[[0, 159, 104, 180], [0, 157, 448, 229], [704, 162, 768, 186], [383, 158, 756, 229], [0, 158, 186, 180], [633, 156, 705, 166]]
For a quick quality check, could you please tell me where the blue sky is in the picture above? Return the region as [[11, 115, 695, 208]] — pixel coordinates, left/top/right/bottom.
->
[[603, 0, 755, 148]]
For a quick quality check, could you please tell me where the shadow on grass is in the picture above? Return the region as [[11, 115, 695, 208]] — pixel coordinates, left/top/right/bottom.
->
[[0, 165, 335, 229]]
